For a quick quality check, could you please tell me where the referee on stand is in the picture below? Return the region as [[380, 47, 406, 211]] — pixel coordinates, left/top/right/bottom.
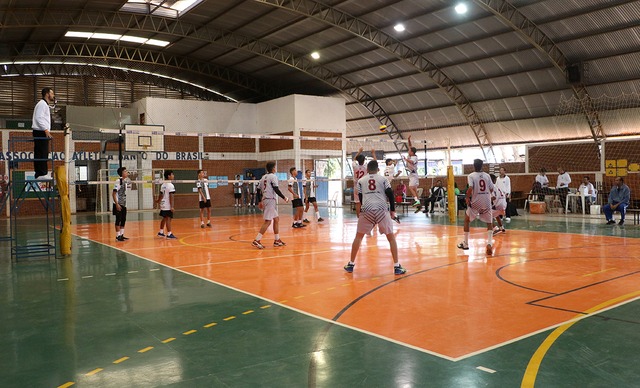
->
[[31, 87, 54, 180]]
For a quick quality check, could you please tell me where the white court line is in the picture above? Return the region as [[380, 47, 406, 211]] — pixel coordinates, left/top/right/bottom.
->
[[476, 366, 496, 373]]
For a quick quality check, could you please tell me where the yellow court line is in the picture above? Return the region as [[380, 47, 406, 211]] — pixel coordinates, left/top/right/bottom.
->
[[582, 267, 617, 277], [223, 316, 236, 321], [522, 290, 640, 388], [162, 337, 176, 343], [242, 310, 254, 315], [58, 382, 75, 388], [183, 330, 197, 335], [113, 357, 129, 364], [138, 346, 154, 353], [85, 368, 103, 376], [260, 305, 271, 309], [204, 322, 217, 328]]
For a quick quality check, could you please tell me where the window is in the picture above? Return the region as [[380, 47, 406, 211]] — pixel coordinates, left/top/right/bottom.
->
[[119, 0, 204, 18]]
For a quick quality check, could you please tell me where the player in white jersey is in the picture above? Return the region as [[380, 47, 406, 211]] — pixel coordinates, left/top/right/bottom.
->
[[496, 167, 512, 221], [288, 167, 306, 228], [490, 174, 506, 235], [457, 159, 495, 255], [252, 162, 289, 249], [402, 135, 421, 206], [303, 169, 324, 223], [196, 169, 212, 228], [344, 160, 407, 275], [157, 170, 177, 239], [352, 147, 375, 217], [112, 166, 130, 241], [383, 158, 401, 183]]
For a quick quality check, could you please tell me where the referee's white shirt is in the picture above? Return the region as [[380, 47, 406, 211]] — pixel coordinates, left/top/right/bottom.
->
[[32, 99, 51, 131], [556, 172, 571, 188]]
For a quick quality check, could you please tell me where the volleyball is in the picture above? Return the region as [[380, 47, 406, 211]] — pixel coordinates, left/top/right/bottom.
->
[[379, 125, 387, 132]]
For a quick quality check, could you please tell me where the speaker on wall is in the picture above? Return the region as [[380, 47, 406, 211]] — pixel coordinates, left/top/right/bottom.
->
[[566, 64, 582, 84]]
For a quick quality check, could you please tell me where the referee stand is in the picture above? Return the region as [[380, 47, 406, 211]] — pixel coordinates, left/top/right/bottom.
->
[[8, 135, 58, 261]]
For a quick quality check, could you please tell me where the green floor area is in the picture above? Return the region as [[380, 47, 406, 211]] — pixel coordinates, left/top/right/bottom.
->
[[1, 209, 639, 387]]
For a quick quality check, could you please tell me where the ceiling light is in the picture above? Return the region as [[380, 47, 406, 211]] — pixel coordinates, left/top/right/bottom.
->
[[92, 33, 123, 40], [394, 23, 405, 32], [455, 3, 468, 14], [310, 51, 320, 60], [146, 39, 170, 47], [120, 35, 148, 44], [65, 31, 93, 38]]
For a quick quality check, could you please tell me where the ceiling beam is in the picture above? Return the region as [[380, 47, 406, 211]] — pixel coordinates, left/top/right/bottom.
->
[[474, 0, 605, 156], [2, 62, 226, 101], [252, 0, 496, 161], [0, 41, 282, 102], [0, 8, 408, 154]]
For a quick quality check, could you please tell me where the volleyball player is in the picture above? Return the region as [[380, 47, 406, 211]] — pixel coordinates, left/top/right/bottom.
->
[[352, 147, 375, 217], [457, 159, 494, 256], [402, 135, 421, 207], [157, 170, 177, 239], [490, 174, 506, 235], [303, 169, 324, 222], [112, 167, 129, 241], [383, 158, 401, 182], [344, 160, 406, 275], [252, 162, 289, 249], [288, 167, 306, 228], [196, 169, 212, 228]]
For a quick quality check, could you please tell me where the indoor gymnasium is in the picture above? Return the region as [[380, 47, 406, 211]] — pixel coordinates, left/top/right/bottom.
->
[[1, 1, 640, 387]]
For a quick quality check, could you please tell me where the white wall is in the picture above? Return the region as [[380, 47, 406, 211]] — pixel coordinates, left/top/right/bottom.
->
[[256, 95, 296, 133], [293, 94, 346, 134], [134, 98, 259, 134], [130, 95, 346, 135]]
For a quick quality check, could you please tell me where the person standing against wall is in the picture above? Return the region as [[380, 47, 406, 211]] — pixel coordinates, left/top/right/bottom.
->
[[32, 87, 54, 180], [496, 167, 512, 221], [556, 166, 571, 212]]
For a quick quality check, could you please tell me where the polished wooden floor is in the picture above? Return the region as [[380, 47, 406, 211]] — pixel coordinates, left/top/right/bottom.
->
[[2, 207, 640, 387]]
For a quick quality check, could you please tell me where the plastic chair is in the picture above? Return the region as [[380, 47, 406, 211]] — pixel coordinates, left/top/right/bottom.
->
[[327, 191, 339, 210]]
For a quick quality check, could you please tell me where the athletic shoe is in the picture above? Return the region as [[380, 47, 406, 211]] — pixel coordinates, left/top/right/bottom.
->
[[505, 217, 511, 223], [457, 242, 469, 250], [166, 234, 178, 239], [303, 219, 310, 223], [493, 228, 504, 235], [493, 226, 499, 233], [299, 224, 307, 228], [116, 235, 124, 241], [201, 224, 205, 228], [292, 223, 298, 228], [207, 223, 212, 228], [500, 228, 506, 233], [619, 220, 625, 226], [273, 239, 286, 247], [429, 210, 435, 214], [414, 205, 422, 213], [344, 263, 354, 273], [486, 244, 493, 256], [394, 265, 407, 275], [392, 216, 401, 224], [252, 240, 265, 249], [157, 232, 166, 237], [412, 200, 421, 207], [317, 217, 324, 222], [121, 236, 129, 240], [606, 220, 615, 225]]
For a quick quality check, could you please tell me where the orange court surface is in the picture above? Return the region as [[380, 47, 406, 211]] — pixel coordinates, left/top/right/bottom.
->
[[71, 209, 640, 361]]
